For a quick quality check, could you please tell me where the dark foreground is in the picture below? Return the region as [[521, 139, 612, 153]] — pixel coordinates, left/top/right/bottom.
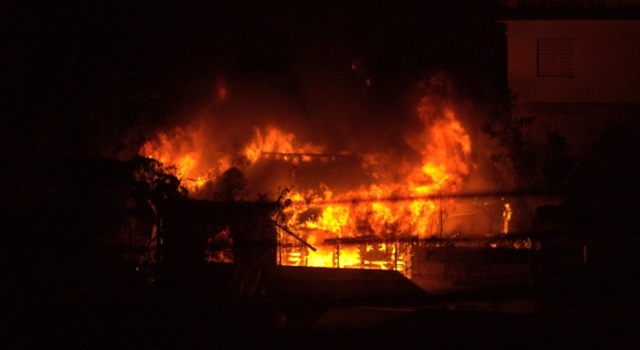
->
[[4, 264, 638, 350]]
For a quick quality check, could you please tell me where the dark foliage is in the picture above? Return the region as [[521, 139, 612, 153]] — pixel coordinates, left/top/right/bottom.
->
[[563, 123, 640, 234], [2, 156, 187, 292], [483, 92, 538, 190]]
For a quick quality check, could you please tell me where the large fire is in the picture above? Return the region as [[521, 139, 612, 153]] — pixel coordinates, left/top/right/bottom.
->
[[139, 75, 476, 276]]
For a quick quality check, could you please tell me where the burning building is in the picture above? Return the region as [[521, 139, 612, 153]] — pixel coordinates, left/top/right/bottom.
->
[[136, 72, 522, 287]]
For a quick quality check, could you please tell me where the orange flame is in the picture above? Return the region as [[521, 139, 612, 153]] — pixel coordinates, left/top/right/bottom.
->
[[244, 125, 324, 164], [278, 87, 473, 270], [138, 76, 475, 274], [139, 122, 233, 193], [139, 126, 203, 180]]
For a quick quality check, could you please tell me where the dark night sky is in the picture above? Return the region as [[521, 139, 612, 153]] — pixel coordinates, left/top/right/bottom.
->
[[2, 1, 501, 159]]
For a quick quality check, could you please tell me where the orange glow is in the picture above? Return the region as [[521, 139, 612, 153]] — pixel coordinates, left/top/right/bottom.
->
[[216, 77, 228, 101], [502, 202, 512, 234]]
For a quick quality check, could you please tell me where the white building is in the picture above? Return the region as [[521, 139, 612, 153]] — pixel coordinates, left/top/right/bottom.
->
[[499, 0, 640, 171]]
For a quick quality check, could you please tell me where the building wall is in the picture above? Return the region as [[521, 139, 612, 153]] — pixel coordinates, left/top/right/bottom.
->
[[502, 20, 640, 104], [515, 102, 639, 157], [497, 18, 640, 233]]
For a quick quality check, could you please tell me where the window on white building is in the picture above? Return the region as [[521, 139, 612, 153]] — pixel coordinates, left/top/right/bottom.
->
[[537, 38, 575, 78]]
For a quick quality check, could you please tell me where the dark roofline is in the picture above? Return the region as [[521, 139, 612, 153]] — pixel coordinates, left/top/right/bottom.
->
[[498, 2, 640, 21]]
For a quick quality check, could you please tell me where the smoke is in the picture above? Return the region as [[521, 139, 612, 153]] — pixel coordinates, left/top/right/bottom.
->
[[128, 57, 511, 198], [135, 60, 393, 148]]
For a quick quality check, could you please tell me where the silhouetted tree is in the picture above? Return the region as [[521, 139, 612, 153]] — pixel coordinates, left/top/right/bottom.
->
[[564, 124, 640, 234], [483, 92, 537, 190], [540, 130, 574, 192], [211, 167, 247, 202]]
